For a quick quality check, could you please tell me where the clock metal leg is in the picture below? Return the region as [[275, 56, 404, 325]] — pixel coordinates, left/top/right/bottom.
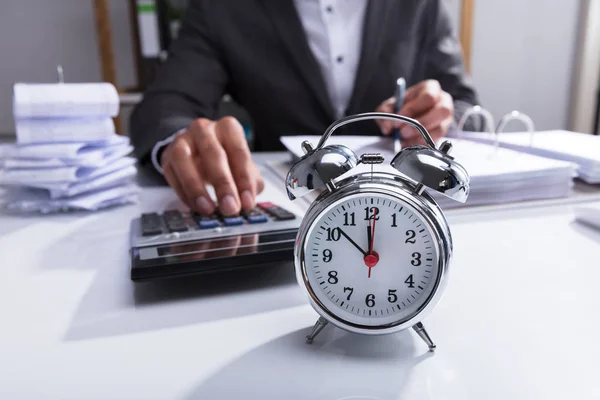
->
[[412, 322, 436, 351], [306, 317, 328, 344]]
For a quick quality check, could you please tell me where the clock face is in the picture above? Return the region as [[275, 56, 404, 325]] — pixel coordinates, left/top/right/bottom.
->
[[301, 192, 441, 328]]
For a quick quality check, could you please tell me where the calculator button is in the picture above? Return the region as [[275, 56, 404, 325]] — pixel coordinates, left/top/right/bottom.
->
[[196, 214, 221, 229], [257, 201, 276, 210], [246, 214, 268, 224], [242, 209, 269, 224], [141, 213, 164, 236], [166, 222, 188, 232], [163, 210, 182, 218], [222, 216, 245, 226], [243, 209, 268, 224], [268, 207, 296, 221], [198, 220, 220, 229], [163, 210, 188, 232]]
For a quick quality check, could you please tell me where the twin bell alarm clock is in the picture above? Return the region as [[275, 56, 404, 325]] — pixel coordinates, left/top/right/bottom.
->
[[284, 112, 470, 350]]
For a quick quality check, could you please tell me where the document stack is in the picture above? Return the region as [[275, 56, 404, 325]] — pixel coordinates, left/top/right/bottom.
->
[[278, 135, 577, 209], [0, 82, 138, 213], [451, 130, 600, 184]]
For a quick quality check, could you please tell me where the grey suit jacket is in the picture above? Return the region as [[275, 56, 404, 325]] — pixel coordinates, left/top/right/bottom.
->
[[130, 0, 480, 162]]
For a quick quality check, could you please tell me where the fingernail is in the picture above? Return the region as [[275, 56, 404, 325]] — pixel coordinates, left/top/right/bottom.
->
[[220, 194, 238, 215], [196, 196, 212, 214], [241, 190, 254, 209]]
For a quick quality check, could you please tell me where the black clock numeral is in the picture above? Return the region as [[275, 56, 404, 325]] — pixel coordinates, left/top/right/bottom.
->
[[326, 227, 341, 241], [405, 274, 415, 288], [411, 252, 422, 266], [363, 206, 380, 221], [391, 213, 398, 227], [343, 287, 354, 300], [343, 212, 356, 226], [388, 289, 398, 303], [405, 230, 416, 244], [365, 294, 375, 307], [327, 270, 338, 284], [322, 249, 332, 263]]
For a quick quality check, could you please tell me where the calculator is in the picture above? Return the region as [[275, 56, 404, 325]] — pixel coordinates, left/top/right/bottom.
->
[[129, 202, 300, 281]]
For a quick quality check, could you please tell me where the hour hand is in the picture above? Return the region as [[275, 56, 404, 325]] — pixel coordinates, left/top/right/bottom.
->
[[337, 228, 367, 256]]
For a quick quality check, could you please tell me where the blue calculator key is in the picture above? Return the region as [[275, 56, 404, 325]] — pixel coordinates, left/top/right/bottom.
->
[[222, 216, 245, 226], [198, 219, 220, 229], [246, 214, 268, 224], [196, 214, 221, 229]]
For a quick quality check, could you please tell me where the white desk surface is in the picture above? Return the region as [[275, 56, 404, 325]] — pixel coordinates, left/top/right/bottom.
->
[[1, 153, 600, 399]]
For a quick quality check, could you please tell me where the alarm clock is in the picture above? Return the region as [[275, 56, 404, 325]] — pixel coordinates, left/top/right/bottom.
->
[[285, 112, 470, 350]]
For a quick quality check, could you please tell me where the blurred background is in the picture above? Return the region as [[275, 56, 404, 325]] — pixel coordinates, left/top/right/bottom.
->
[[0, 0, 598, 140]]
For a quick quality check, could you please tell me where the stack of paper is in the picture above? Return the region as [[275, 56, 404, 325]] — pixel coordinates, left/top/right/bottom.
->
[[0, 83, 138, 213], [450, 130, 600, 183], [278, 135, 577, 209]]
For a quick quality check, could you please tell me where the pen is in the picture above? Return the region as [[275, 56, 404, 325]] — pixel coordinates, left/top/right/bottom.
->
[[392, 77, 406, 153]]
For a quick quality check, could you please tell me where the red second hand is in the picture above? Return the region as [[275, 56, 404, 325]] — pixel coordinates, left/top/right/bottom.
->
[[370, 215, 376, 255], [365, 213, 379, 278]]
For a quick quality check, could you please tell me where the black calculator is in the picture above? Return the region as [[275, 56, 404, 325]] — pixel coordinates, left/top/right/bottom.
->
[[129, 202, 300, 281]]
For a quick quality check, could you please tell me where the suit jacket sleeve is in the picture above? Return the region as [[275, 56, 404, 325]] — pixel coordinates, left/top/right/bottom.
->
[[129, 0, 228, 162], [422, 0, 482, 131]]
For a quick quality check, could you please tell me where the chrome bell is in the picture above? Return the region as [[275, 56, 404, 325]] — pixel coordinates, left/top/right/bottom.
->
[[285, 142, 358, 200], [285, 112, 470, 203], [390, 141, 469, 203]]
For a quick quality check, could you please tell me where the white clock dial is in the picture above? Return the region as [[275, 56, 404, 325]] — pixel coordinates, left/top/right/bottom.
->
[[302, 192, 440, 327]]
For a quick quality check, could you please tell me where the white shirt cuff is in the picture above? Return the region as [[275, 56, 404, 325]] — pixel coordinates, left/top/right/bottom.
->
[[150, 128, 187, 175]]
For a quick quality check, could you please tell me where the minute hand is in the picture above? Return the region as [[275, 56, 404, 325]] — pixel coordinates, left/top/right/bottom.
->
[[337, 228, 368, 256]]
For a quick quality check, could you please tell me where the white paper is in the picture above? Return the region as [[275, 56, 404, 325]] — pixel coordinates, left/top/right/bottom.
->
[[13, 83, 119, 118], [281, 135, 576, 181], [4, 143, 133, 168], [279, 135, 576, 208], [15, 116, 115, 144], [0, 144, 11, 163], [0, 157, 136, 184], [3, 184, 138, 213], [45, 165, 137, 199], [450, 130, 600, 182], [3, 135, 128, 159]]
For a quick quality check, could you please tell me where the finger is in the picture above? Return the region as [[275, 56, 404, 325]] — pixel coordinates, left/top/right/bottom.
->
[[253, 163, 265, 194], [400, 114, 451, 142], [424, 117, 453, 142], [189, 119, 241, 216], [163, 164, 190, 209], [402, 81, 426, 103], [169, 135, 215, 214], [216, 117, 261, 212], [398, 80, 442, 120], [374, 97, 396, 134], [413, 105, 452, 133]]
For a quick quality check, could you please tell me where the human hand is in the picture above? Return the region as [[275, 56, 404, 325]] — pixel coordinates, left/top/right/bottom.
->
[[375, 80, 454, 146], [160, 116, 264, 216]]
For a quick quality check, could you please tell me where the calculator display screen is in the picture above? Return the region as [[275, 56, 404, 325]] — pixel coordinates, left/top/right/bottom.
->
[[155, 229, 296, 260], [131, 228, 298, 276]]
